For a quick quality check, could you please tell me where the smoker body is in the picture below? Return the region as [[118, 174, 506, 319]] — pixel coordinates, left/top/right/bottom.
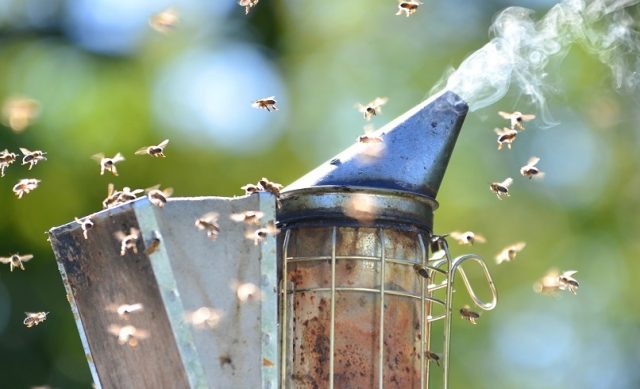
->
[[277, 91, 497, 388]]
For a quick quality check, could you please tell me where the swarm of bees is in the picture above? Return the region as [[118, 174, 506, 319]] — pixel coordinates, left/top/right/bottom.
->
[[459, 305, 480, 324], [520, 156, 544, 179], [495, 242, 526, 264], [114, 228, 140, 256], [149, 7, 179, 34], [75, 217, 94, 240], [0, 253, 34, 271], [23, 312, 49, 328], [92, 153, 125, 176], [245, 220, 280, 245], [396, 0, 423, 17], [489, 177, 513, 199], [135, 139, 170, 158], [146, 185, 173, 207], [355, 97, 388, 121], [239, 0, 260, 15], [533, 269, 580, 295], [498, 111, 536, 131], [494, 127, 518, 150], [2, 96, 40, 133], [102, 184, 145, 209], [0, 149, 17, 176], [195, 212, 220, 240], [449, 231, 486, 245], [20, 148, 46, 170], [252, 96, 278, 112], [12, 178, 41, 199], [108, 324, 149, 348]]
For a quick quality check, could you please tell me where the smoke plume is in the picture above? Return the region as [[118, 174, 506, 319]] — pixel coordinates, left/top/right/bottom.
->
[[436, 0, 640, 118]]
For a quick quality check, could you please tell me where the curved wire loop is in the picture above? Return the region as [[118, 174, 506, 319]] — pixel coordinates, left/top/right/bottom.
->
[[450, 254, 498, 311]]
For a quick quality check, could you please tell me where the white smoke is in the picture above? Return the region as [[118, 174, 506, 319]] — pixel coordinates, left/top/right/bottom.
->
[[436, 0, 640, 119]]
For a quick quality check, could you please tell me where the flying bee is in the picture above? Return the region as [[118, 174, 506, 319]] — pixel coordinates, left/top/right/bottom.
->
[[0, 253, 34, 271], [241, 183, 260, 195], [12, 178, 40, 199], [114, 228, 140, 256], [195, 212, 220, 240], [245, 221, 280, 245], [396, 0, 423, 17], [459, 305, 480, 324], [494, 127, 518, 150], [145, 185, 173, 207], [520, 156, 544, 179], [558, 270, 579, 295], [495, 242, 526, 264], [106, 303, 144, 318], [355, 97, 388, 121], [108, 324, 149, 348], [489, 177, 513, 199], [0, 149, 17, 177], [357, 134, 384, 143], [413, 263, 430, 280], [23, 312, 49, 328], [135, 139, 170, 158], [144, 231, 162, 255], [19, 148, 47, 170], [498, 111, 536, 131], [185, 307, 222, 329], [75, 217, 94, 240], [149, 7, 179, 34], [230, 211, 265, 225], [449, 231, 486, 245], [92, 153, 125, 176], [102, 183, 122, 209], [252, 96, 278, 112], [118, 187, 145, 203], [533, 268, 562, 295], [425, 351, 441, 367], [238, 0, 259, 15], [258, 177, 283, 198], [2, 96, 40, 133]]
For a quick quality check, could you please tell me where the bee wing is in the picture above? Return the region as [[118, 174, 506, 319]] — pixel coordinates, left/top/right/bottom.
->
[[561, 270, 578, 277], [245, 229, 258, 239], [474, 234, 487, 243], [372, 97, 388, 107], [107, 324, 122, 336], [19, 147, 31, 155], [494, 127, 506, 135], [134, 147, 149, 155], [449, 231, 463, 240], [251, 101, 262, 108], [107, 183, 115, 196], [162, 187, 174, 197], [145, 184, 161, 192], [230, 213, 246, 222], [512, 241, 527, 251], [131, 189, 144, 195], [495, 249, 508, 264], [521, 114, 536, 121], [201, 212, 219, 222], [0, 257, 11, 264], [19, 254, 34, 262], [500, 177, 513, 188], [354, 103, 366, 112], [498, 111, 513, 119], [91, 153, 105, 162], [114, 231, 126, 240], [527, 156, 540, 166], [113, 153, 125, 163], [130, 227, 140, 237], [157, 139, 169, 148]]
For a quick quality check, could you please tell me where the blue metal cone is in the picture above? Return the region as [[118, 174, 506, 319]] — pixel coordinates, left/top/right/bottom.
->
[[283, 90, 468, 200]]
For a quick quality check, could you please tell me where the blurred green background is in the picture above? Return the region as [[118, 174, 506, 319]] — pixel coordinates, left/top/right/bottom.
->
[[0, 0, 639, 388]]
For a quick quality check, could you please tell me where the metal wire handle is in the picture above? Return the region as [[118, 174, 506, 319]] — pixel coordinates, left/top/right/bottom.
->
[[435, 237, 498, 389]]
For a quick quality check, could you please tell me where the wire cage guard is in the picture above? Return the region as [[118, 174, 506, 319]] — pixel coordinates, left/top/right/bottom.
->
[[279, 226, 497, 389]]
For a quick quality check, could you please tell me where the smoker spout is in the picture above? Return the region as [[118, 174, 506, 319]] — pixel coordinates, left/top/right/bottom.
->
[[279, 90, 468, 230]]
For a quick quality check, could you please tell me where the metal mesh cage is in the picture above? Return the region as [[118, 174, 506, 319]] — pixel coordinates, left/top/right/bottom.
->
[[279, 225, 496, 388]]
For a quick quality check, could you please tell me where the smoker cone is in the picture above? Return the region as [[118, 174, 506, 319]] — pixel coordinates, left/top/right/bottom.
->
[[279, 90, 468, 230]]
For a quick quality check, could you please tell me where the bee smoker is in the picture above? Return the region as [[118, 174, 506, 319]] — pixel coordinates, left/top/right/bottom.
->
[[277, 91, 498, 388]]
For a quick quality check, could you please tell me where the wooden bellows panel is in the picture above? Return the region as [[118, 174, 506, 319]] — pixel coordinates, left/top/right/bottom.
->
[[49, 193, 278, 389]]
